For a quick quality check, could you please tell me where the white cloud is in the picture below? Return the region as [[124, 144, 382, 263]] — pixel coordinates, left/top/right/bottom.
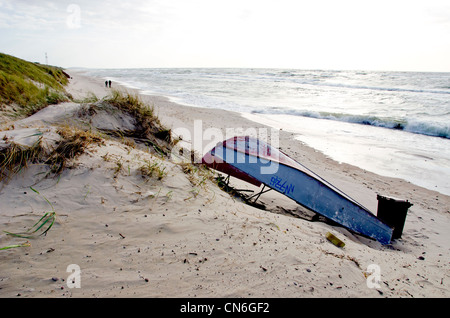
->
[[1, 0, 449, 70]]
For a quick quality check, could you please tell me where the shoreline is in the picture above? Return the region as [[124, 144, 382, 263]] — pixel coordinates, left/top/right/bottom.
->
[[0, 69, 448, 298]]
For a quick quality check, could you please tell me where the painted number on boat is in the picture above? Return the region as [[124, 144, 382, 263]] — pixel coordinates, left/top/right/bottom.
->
[[270, 176, 295, 195]]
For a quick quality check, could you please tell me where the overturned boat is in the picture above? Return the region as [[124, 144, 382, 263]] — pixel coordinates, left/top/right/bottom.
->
[[202, 136, 408, 245]]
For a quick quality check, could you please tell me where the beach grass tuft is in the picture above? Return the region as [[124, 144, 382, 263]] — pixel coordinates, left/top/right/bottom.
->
[[139, 159, 167, 180], [0, 137, 44, 182], [45, 127, 104, 175], [180, 162, 215, 188], [103, 90, 173, 151]]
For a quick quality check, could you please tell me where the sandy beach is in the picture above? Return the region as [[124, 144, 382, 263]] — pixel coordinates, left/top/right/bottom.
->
[[0, 70, 449, 298]]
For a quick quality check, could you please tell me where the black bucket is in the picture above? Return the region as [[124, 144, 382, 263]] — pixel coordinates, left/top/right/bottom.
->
[[377, 194, 413, 239]]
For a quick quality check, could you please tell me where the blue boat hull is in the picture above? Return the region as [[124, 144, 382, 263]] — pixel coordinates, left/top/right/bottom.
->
[[210, 145, 393, 244]]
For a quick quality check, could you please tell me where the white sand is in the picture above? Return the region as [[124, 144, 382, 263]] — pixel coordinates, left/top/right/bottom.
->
[[0, 71, 448, 298]]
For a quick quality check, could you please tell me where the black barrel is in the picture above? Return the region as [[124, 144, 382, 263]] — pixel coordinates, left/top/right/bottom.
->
[[377, 194, 413, 239]]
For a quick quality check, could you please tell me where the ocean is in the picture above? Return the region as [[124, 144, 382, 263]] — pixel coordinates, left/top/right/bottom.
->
[[79, 68, 450, 195]]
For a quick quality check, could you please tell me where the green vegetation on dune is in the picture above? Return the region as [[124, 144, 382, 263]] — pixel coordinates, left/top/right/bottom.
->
[[0, 53, 71, 117]]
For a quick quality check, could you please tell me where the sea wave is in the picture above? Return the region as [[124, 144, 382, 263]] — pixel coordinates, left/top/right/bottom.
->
[[287, 80, 450, 95], [251, 109, 450, 139]]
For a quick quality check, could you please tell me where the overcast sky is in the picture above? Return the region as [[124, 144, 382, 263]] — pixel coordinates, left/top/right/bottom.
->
[[1, 0, 449, 71]]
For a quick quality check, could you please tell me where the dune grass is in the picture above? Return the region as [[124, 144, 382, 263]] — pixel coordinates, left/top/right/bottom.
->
[[45, 127, 104, 176], [0, 127, 104, 182], [180, 162, 214, 188], [0, 52, 70, 118], [0, 53, 68, 89], [105, 90, 172, 142], [139, 159, 167, 180], [0, 137, 44, 182], [94, 90, 176, 157]]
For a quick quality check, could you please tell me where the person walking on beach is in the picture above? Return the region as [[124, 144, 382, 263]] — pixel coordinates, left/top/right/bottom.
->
[[105, 80, 108, 88], [108, 80, 111, 88]]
